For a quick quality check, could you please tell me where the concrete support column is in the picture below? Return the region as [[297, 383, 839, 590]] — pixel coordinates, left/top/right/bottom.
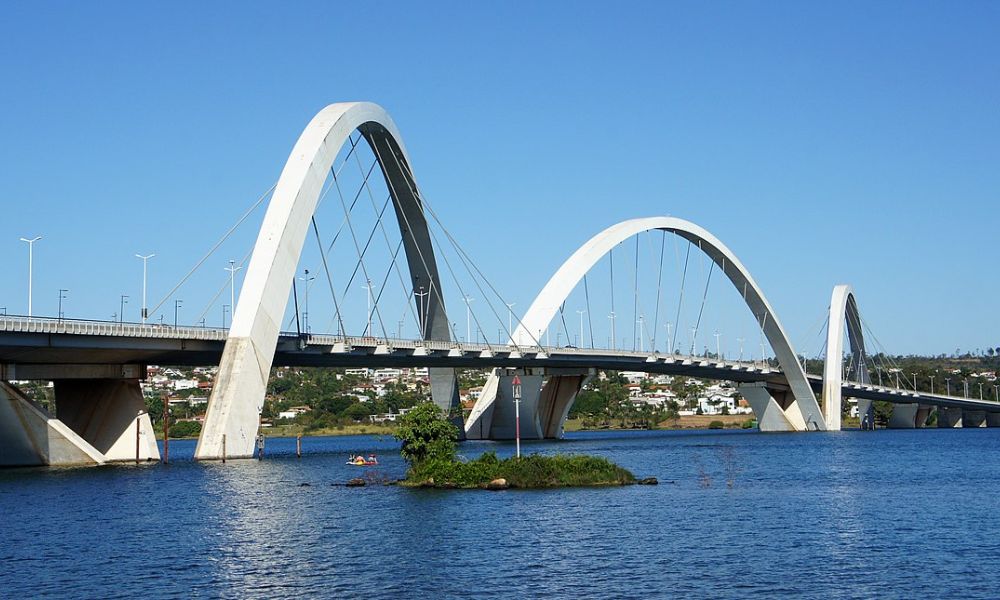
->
[[857, 398, 875, 430], [537, 372, 591, 438], [888, 403, 920, 428], [0, 381, 104, 466], [937, 407, 963, 428], [986, 413, 1000, 427], [915, 405, 934, 428], [738, 383, 795, 432], [962, 410, 986, 428], [54, 379, 159, 462]]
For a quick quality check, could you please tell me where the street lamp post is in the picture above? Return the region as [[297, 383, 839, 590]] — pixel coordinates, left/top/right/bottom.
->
[[20, 236, 42, 317], [174, 299, 183, 328], [929, 375, 935, 395], [463, 295, 474, 343], [608, 312, 616, 350], [119, 295, 129, 323], [945, 378, 951, 396], [714, 331, 721, 360], [637, 315, 645, 352], [362, 279, 374, 336], [135, 253, 155, 323], [911, 373, 918, 391], [298, 270, 315, 334], [737, 337, 745, 361], [576, 309, 586, 348], [58, 289, 68, 321], [415, 286, 428, 339], [512, 374, 522, 459], [225, 260, 243, 320], [222, 304, 230, 329], [506, 302, 516, 344], [665, 322, 673, 353]]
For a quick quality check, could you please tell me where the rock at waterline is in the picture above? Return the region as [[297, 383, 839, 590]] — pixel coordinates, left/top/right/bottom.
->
[[346, 478, 366, 487], [485, 478, 509, 491], [638, 477, 658, 485]]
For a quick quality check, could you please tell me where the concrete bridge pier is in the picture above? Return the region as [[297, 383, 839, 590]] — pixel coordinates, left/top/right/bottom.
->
[[737, 383, 817, 431], [888, 403, 922, 428], [986, 413, 1000, 427], [915, 405, 935, 428], [0, 381, 105, 466], [937, 407, 963, 428], [857, 398, 875, 430], [482, 372, 546, 440], [961, 410, 987, 428], [54, 379, 159, 461], [0, 364, 159, 466]]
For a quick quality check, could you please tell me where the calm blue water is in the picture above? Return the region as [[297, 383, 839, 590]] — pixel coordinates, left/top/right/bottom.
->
[[2, 428, 1000, 598]]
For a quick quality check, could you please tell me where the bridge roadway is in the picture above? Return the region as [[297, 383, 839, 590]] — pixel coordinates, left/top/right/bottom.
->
[[1, 316, 998, 414]]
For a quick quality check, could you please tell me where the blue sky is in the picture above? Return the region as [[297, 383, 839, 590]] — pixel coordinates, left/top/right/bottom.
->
[[1, 1, 997, 356]]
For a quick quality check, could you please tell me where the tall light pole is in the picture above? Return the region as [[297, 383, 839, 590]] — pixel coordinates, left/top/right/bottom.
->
[[20, 236, 41, 317], [298, 270, 314, 333], [225, 260, 242, 320], [362, 279, 373, 336], [512, 374, 522, 459], [911, 372, 917, 391], [119, 295, 129, 323], [576, 309, 586, 348], [415, 286, 428, 339], [58, 289, 68, 321], [665, 322, 673, 353], [464, 295, 474, 343], [929, 375, 936, 395], [174, 299, 183, 328], [222, 304, 230, 329], [135, 253, 155, 323], [636, 315, 645, 352], [945, 377, 951, 396], [737, 337, 745, 361], [506, 302, 516, 344], [608, 312, 616, 350], [714, 330, 721, 359]]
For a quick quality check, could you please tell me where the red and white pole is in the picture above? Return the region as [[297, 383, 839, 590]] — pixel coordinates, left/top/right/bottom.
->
[[513, 374, 522, 458]]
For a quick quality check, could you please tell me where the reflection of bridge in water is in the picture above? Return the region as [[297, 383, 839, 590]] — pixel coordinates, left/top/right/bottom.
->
[[2, 102, 995, 467]]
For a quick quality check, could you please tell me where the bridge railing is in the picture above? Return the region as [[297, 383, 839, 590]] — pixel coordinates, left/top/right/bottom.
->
[[0, 315, 229, 341]]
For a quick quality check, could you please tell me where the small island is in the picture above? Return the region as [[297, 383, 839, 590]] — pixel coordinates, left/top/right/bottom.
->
[[393, 403, 640, 489]]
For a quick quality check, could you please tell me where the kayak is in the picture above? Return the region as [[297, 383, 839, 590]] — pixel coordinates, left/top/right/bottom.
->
[[346, 457, 378, 466]]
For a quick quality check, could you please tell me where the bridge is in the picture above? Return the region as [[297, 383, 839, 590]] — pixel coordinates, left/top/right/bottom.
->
[[2, 102, 996, 466]]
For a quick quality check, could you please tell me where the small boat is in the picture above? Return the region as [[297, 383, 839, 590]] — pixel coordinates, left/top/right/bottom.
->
[[346, 454, 379, 466]]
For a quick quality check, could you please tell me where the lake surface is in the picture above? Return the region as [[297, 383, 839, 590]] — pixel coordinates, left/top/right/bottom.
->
[[2, 428, 1000, 599]]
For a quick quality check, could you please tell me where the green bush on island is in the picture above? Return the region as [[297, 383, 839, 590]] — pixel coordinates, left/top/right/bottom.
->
[[708, 420, 725, 430], [167, 420, 201, 438], [394, 402, 636, 489]]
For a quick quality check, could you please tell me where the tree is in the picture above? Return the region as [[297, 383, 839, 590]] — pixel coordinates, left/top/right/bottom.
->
[[393, 402, 458, 466]]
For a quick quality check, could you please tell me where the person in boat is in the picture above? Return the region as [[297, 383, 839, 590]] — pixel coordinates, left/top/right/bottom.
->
[[367, 454, 378, 465]]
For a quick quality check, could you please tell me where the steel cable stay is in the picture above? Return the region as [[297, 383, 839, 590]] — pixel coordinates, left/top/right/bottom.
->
[[583, 274, 595, 349], [365, 139, 459, 343], [329, 161, 391, 341], [672, 240, 691, 353], [349, 133, 421, 336], [149, 183, 276, 319], [388, 147, 551, 353]]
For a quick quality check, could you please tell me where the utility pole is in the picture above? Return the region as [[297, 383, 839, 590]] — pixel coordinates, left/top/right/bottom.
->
[[120, 295, 128, 323], [135, 253, 155, 323], [225, 260, 242, 321], [20, 236, 41, 317]]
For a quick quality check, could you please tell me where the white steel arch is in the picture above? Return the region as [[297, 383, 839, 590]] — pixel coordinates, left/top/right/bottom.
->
[[822, 284, 870, 431], [513, 216, 824, 431], [196, 102, 456, 460]]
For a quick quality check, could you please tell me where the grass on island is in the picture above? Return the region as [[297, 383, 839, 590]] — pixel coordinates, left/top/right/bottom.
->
[[394, 402, 636, 490], [403, 452, 636, 489]]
